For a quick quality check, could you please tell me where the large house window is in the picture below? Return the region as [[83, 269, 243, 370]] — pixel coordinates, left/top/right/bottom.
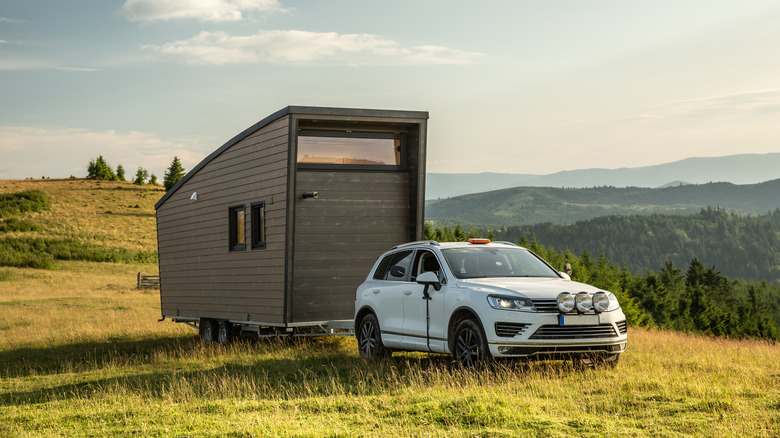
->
[[228, 205, 246, 251], [251, 201, 265, 250], [297, 130, 405, 170]]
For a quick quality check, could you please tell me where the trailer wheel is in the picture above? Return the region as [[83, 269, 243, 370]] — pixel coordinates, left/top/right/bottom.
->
[[357, 313, 389, 360], [199, 319, 217, 344], [217, 321, 233, 345], [452, 319, 490, 368]]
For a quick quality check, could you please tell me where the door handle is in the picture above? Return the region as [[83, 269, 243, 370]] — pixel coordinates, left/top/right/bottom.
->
[[371, 289, 380, 294], [403, 290, 412, 296]]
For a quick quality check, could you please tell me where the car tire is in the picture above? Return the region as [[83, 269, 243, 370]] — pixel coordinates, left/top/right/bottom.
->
[[357, 313, 389, 360], [199, 318, 217, 344], [452, 319, 490, 368]]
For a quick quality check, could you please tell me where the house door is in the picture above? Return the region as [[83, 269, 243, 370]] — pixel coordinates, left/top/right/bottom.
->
[[290, 131, 413, 323]]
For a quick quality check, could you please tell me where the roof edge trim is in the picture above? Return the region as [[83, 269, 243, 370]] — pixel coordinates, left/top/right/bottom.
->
[[155, 105, 429, 209]]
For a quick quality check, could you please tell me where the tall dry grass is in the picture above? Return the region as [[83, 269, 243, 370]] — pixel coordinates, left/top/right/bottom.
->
[[1, 179, 779, 436]]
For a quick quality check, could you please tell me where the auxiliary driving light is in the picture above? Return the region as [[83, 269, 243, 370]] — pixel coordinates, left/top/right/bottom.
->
[[593, 291, 610, 312], [575, 292, 593, 313], [556, 292, 575, 313]]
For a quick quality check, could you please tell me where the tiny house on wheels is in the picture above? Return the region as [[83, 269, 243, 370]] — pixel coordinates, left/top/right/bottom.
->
[[154, 106, 429, 343]]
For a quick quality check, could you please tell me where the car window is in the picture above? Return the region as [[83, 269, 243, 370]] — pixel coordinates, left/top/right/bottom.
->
[[441, 247, 559, 279], [414, 250, 445, 283], [373, 250, 414, 281]]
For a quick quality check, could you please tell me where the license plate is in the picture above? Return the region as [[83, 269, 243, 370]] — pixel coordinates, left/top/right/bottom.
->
[[559, 314, 600, 326]]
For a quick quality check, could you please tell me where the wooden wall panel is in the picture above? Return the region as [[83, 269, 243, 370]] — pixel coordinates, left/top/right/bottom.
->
[[157, 116, 289, 324], [291, 171, 413, 322]]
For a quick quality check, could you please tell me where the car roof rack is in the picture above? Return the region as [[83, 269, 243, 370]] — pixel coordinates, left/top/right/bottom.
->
[[390, 240, 441, 250]]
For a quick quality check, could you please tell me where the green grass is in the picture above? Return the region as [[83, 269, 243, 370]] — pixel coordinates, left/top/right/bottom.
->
[[0, 328, 778, 437], [1, 179, 779, 436], [0, 180, 161, 269]]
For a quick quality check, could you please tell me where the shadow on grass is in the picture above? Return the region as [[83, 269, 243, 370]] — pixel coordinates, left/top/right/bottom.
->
[[0, 335, 581, 407]]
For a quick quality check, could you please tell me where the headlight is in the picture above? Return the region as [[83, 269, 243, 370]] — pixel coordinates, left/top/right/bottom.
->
[[487, 295, 535, 312], [593, 291, 610, 312], [556, 292, 575, 313], [605, 292, 620, 311], [575, 292, 592, 313]]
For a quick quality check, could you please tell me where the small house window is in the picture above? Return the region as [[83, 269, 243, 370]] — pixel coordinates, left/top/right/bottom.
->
[[251, 201, 265, 250], [228, 205, 246, 251], [297, 130, 406, 170]]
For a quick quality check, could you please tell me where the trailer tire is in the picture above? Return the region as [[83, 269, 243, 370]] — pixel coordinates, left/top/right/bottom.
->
[[199, 319, 217, 344], [217, 321, 233, 345], [357, 313, 389, 360]]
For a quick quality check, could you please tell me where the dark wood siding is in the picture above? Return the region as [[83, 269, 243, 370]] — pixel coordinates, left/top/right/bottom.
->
[[156, 117, 289, 324], [291, 171, 412, 322]]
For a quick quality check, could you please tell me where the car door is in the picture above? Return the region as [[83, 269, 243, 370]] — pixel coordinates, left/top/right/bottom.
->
[[368, 250, 413, 348], [401, 250, 447, 352]]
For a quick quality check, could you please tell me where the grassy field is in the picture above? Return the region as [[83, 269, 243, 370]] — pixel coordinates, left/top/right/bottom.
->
[[1, 179, 779, 437]]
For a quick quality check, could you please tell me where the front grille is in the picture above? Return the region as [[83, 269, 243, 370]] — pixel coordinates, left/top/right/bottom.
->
[[494, 322, 530, 338], [616, 320, 628, 334], [531, 299, 559, 313], [530, 324, 618, 340]]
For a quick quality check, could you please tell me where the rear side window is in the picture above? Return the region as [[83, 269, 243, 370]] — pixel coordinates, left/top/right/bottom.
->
[[373, 250, 414, 281], [228, 205, 246, 252]]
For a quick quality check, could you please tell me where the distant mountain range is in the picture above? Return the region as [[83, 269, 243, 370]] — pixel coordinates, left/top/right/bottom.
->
[[426, 153, 780, 200], [425, 179, 780, 227]]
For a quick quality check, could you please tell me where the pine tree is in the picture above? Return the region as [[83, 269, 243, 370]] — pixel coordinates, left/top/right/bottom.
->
[[87, 156, 118, 181], [164, 156, 186, 191], [116, 165, 126, 181], [149, 174, 158, 186], [134, 167, 149, 185]]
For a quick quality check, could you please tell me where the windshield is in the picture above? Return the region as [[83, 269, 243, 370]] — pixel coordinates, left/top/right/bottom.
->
[[441, 247, 560, 279]]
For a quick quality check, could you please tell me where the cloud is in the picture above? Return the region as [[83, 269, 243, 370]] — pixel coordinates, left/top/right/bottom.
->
[[0, 126, 206, 179], [142, 30, 483, 65], [653, 89, 780, 119], [0, 57, 100, 71], [120, 0, 285, 22], [0, 40, 6, 44], [617, 89, 780, 125], [0, 17, 27, 23]]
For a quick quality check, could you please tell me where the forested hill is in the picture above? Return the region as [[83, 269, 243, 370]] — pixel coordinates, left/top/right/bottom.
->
[[425, 179, 780, 227], [491, 208, 780, 284]]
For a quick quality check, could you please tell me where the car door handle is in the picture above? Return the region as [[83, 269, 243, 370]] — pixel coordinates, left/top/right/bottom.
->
[[403, 290, 412, 296], [371, 289, 380, 294]]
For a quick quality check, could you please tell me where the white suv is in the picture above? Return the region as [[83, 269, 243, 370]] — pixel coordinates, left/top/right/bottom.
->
[[354, 239, 627, 367]]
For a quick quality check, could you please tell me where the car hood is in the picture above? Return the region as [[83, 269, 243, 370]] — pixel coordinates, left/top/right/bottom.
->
[[454, 277, 603, 299]]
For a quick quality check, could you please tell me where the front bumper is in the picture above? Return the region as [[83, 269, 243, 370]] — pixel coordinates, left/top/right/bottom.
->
[[484, 310, 628, 358]]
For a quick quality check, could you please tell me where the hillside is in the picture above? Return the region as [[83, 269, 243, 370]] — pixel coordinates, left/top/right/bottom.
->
[[0, 179, 161, 269], [426, 179, 780, 227], [1, 178, 779, 436], [489, 208, 780, 284], [426, 152, 780, 199]]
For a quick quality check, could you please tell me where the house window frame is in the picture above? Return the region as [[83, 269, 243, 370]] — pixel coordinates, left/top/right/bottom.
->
[[296, 130, 407, 171], [228, 205, 246, 252], [251, 201, 266, 250]]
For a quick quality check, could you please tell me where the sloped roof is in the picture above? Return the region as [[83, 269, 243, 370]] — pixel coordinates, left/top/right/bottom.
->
[[155, 105, 428, 209]]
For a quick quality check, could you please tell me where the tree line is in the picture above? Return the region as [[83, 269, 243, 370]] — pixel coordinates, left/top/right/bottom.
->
[[86, 155, 185, 190], [424, 222, 780, 341], [490, 207, 780, 283]]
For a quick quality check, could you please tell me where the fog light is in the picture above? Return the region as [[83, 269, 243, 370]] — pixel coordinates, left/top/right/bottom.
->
[[557, 292, 575, 313], [575, 292, 593, 313]]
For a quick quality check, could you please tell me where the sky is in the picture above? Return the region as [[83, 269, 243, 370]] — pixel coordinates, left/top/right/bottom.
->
[[2, 0, 780, 180]]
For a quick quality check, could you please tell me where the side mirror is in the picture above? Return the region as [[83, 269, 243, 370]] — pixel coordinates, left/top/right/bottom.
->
[[389, 265, 406, 278], [416, 271, 442, 291]]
